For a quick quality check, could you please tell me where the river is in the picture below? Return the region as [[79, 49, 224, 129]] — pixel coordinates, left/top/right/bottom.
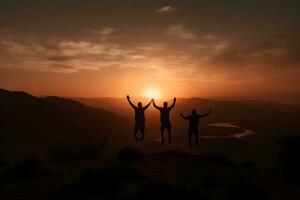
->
[[202, 122, 256, 139]]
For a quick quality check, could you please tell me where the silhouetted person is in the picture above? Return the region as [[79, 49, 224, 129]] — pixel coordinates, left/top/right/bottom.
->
[[181, 109, 211, 148], [153, 97, 176, 144], [127, 95, 153, 141]]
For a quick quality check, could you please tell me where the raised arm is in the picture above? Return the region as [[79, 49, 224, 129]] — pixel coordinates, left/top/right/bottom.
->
[[180, 113, 189, 120], [127, 95, 137, 109], [143, 99, 153, 110], [200, 109, 212, 118], [153, 100, 162, 110], [169, 97, 176, 109]]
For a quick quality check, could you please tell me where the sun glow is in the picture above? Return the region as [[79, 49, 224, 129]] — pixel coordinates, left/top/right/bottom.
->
[[144, 88, 161, 99]]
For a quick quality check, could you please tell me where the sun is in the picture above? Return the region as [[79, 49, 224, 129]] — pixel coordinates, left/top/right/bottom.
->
[[144, 88, 161, 99]]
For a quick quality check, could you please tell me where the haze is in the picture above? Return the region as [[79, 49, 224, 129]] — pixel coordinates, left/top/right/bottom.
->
[[0, 0, 299, 104]]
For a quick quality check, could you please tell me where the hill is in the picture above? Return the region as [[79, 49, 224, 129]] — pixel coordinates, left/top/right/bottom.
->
[[0, 89, 130, 161]]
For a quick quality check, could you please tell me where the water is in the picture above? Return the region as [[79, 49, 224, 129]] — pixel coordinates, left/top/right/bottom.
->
[[152, 122, 256, 144], [203, 122, 256, 139]]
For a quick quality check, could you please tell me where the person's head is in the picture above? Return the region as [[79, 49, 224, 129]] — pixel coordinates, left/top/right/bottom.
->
[[138, 102, 142, 108], [163, 101, 168, 108], [192, 109, 197, 114]]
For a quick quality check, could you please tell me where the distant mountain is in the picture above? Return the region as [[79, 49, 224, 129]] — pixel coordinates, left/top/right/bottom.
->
[[74, 97, 300, 135], [0, 89, 130, 160], [1, 88, 299, 161]]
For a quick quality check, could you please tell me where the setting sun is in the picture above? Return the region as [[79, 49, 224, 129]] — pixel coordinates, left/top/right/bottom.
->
[[144, 88, 161, 99]]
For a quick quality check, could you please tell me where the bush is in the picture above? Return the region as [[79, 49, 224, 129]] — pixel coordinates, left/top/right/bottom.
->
[[202, 176, 222, 190], [278, 136, 300, 164], [227, 181, 269, 200], [117, 147, 143, 162], [278, 136, 300, 182], [0, 161, 9, 168], [203, 154, 232, 166], [0, 159, 49, 183], [48, 144, 105, 163], [136, 181, 209, 200], [59, 165, 146, 199], [238, 161, 256, 169]]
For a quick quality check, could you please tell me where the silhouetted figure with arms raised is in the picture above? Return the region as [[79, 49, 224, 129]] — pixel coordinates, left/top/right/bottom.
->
[[181, 109, 212, 148], [127, 95, 153, 142], [153, 97, 176, 145]]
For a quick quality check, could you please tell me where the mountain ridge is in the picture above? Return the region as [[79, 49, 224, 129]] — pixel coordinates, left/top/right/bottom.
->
[[0, 88, 130, 161]]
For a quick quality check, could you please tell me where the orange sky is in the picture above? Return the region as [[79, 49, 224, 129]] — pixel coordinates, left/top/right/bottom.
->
[[0, 1, 299, 104]]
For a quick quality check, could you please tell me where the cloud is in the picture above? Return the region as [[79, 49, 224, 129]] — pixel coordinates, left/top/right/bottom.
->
[[156, 5, 176, 13], [91, 27, 116, 35], [50, 64, 75, 70], [0, 32, 165, 74], [207, 35, 300, 71], [137, 43, 165, 51], [204, 34, 218, 40], [0, 37, 135, 73], [1, 28, 299, 86], [212, 41, 230, 54], [165, 24, 196, 39]]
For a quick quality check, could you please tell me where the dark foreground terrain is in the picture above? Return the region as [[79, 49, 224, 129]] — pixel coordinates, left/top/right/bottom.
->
[[0, 135, 300, 200], [1, 89, 300, 199]]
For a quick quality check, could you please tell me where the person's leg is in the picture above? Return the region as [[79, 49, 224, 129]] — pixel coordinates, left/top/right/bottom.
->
[[160, 125, 165, 145], [134, 124, 139, 141], [188, 127, 192, 147], [196, 128, 199, 147], [167, 123, 172, 144], [195, 133, 199, 147], [188, 133, 192, 148], [140, 123, 145, 142]]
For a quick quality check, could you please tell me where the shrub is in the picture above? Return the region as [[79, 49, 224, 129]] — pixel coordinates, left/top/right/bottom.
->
[[227, 181, 269, 200], [1, 159, 49, 182], [136, 181, 209, 200], [59, 165, 146, 199], [117, 147, 143, 162], [203, 154, 232, 166], [278, 136, 300, 182], [48, 144, 105, 163], [0, 161, 9, 168], [202, 176, 222, 190]]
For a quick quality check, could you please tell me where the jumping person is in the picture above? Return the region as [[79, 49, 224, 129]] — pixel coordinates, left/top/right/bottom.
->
[[153, 97, 176, 145], [181, 109, 212, 148], [127, 95, 153, 142]]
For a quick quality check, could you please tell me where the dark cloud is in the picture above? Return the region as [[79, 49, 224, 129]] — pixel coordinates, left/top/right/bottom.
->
[[208, 30, 300, 71]]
